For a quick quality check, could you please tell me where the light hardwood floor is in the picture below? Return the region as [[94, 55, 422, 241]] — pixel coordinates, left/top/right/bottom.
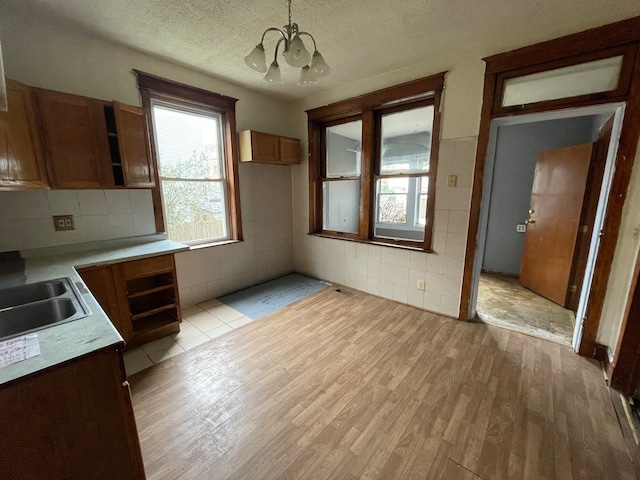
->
[[130, 286, 634, 480]]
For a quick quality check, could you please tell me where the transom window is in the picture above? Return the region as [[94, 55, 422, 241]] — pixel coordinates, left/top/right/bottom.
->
[[308, 73, 444, 250]]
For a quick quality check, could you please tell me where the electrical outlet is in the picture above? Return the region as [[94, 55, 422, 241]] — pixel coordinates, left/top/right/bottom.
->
[[416, 279, 426, 291], [447, 175, 457, 187], [516, 224, 527, 233], [53, 215, 75, 231]]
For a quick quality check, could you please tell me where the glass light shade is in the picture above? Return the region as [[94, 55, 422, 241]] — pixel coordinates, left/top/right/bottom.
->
[[284, 34, 311, 67], [298, 66, 318, 85], [263, 60, 283, 83], [244, 43, 267, 72], [310, 50, 331, 78]]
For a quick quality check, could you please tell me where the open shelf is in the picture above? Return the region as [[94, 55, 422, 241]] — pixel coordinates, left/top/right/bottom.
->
[[131, 310, 178, 334]]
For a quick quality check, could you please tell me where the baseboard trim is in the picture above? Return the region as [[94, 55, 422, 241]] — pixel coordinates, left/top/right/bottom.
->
[[480, 268, 519, 279], [595, 342, 615, 384]]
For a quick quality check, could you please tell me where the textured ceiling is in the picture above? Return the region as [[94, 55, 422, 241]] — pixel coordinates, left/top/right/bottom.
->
[[5, 0, 640, 102]]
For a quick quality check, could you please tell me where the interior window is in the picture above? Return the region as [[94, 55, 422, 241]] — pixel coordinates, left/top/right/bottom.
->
[[307, 71, 443, 251]]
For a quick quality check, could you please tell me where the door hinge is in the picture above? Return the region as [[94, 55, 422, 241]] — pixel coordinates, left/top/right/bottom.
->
[[569, 285, 577, 293]]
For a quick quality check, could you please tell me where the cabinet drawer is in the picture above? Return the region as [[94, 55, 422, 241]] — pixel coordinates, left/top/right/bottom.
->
[[123, 254, 174, 279]]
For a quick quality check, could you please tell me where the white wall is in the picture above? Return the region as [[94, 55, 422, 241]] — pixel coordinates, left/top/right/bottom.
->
[[0, 189, 155, 251], [0, 7, 299, 307]]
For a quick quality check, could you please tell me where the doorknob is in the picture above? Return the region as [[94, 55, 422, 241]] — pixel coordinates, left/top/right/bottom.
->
[[525, 218, 536, 225], [528, 209, 535, 214]]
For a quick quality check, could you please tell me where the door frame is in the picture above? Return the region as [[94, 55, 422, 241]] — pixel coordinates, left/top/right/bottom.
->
[[468, 104, 625, 352], [460, 16, 640, 358]]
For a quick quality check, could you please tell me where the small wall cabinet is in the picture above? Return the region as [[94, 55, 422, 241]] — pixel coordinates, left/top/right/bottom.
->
[[0, 347, 146, 479], [79, 254, 181, 348], [38, 88, 155, 189], [239, 130, 301, 165], [0, 80, 49, 190]]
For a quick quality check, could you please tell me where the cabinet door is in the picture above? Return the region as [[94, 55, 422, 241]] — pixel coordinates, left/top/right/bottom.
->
[[114, 101, 155, 187], [0, 81, 49, 189], [0, 348, 146, 480], [279, 136, 301, 164], [38, 89, 112, 189], [248, 130, 280, 163], [79, 265, 133, 341]]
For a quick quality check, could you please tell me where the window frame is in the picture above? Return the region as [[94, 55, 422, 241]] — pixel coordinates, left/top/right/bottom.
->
[[307, 73, 445, 251], [135, 70, 242, 245]]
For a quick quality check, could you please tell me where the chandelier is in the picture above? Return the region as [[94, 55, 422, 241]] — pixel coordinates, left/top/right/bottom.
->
[[244, 0, 330, 84]]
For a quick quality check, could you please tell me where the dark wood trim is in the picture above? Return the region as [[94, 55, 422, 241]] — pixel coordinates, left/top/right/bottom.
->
[[138, 89, 165, 233], [579, 44, 640, 356], [306, 72, 446, 121], [223, 108, 243, 241], [483, 16, 640, 74], [307, 75, 445, 251], [134, 70, 238, 111], [359, 109, 374, 240], [135, 70, 242, 241], [492, 44, 636, 116], [609, 250, 640, 395], [425, 89, 442, 250], [461, 17, 640, 363], [459, 73, 496, 321]]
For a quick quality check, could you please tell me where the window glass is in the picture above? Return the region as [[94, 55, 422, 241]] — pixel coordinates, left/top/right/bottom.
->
[[502, 55, 623, 107], [326, 120, 362, 178], [152, 104, 230, 244], [380, 106, 433, 174], [374, 176, 428, 242], [323, 180, 360, 234]]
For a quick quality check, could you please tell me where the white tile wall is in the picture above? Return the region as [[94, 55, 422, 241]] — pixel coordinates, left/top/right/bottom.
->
[[292, 137, 477, 319], [0, 189, 156, 252], [174, 163, 295, 307]]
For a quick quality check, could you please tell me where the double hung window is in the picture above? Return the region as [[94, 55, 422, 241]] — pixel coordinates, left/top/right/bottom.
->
[[135, 71, 242, 246], [309, 73, 444, 250]]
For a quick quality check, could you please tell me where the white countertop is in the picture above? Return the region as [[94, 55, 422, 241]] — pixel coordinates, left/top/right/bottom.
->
[[0, 234, 189, 386]]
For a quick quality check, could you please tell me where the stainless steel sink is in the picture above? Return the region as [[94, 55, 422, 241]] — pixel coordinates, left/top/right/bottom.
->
[[0, 279, 67, 309], [0, 278, 90, 341]]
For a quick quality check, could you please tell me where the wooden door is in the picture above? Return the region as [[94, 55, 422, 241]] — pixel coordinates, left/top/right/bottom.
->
[[114, 101, 155, 187], [0, 81, 49, 189], [519, 143, 593, 306], [38, 89, 112, 188]]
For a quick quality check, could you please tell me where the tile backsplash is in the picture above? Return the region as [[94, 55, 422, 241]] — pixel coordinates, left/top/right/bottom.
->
[[0, 189, 155, 252]]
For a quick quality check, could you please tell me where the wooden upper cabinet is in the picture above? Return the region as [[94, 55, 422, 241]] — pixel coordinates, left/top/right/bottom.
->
[[279, 135, 302, 164], [38, 89, 113, 189], [0, 81, 49, 190], [239, 130, 300, 165], [113, 101, 155, 187], [37, 88, 155, 190]]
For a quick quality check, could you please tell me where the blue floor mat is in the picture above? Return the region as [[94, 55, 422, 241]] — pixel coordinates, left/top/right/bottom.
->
[[218, 273, 329, 320]]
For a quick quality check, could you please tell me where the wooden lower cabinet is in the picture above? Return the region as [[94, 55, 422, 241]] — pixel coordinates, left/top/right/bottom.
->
[[79, 254, 181, 348], [0, 347, 146, 479]]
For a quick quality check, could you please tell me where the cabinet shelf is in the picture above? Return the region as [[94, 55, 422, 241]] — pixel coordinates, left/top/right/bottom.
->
[[127, 283, 174, 299], [130, 302, 177, 321], [131, 310, 178, 334]]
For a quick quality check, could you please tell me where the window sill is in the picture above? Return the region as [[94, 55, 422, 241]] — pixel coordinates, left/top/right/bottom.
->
[[186, 239, 243, 251], [308, 233, 434, 253]]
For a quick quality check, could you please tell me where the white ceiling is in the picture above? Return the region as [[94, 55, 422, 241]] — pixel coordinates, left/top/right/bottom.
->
[[6, 0, 640, 102]]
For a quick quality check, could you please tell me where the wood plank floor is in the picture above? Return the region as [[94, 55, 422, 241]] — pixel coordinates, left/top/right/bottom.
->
[[129, 286, 635, 480]]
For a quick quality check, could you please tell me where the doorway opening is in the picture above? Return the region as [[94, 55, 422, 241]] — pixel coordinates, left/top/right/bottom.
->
[[469, 103, 625, 349]]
